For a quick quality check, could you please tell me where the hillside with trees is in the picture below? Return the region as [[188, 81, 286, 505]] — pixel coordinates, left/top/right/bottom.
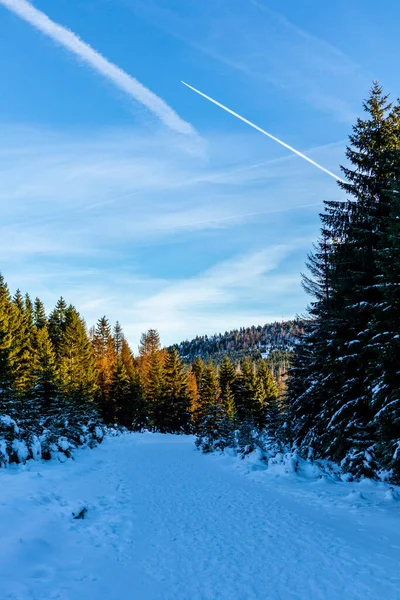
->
[[197, 84, 400, 483], [286, 84, 400, 480], [0, 84, 399, 484], [172, 320, 303, 386], [0, 280, 282, 466]]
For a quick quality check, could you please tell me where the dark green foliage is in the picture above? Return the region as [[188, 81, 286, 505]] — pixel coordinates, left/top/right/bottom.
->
[[162, 348, 192, 433], [257, 361, 280, 437], [48, 297, 68, 354], [0, 275, 14, 403], [219, 356, 237, 420], [286, 83, 400, 481], [194, 356, 281, 456], [172, 321, 302, 382], [10, 290, 36, 397], [58, 307, 97, 404], [195, 403, 234, 453], [33, 298, 47, 330], [0, 277, 103, 466], [110, 359, 132, 427]]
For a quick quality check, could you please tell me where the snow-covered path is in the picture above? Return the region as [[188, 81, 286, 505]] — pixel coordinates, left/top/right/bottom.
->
[[1, 433, 400, 600]]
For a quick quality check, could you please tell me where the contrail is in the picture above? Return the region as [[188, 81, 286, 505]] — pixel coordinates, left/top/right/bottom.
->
[[0, 0, 195, 135], [182, 81, 345, 183]]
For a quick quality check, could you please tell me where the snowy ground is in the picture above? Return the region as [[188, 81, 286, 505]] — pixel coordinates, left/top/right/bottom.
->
[[1, 433, 400, 600]]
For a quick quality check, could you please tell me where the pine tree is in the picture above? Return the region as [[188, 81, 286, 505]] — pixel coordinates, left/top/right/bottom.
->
[[48, 297, 68, 354], [138, 329, 165, 431], [198, 361, 220, 416], [33, 297, 47, 330], [121, 337, 135, 380], [286, 84, 400, 478], [92, 316, 116, 424], [9, 290, 36, 398], [191, 356, 204, 389], [162, 348, 192, 433], [372, 121, 400, 477], [187, 369, 200, 419], [113, 321, 124, 357], [233, 358, 264, 427], [128, 361, 148, 431], [0, 274, 14, 413], [58, 307, 97, 406], [32, 325, 58, 421], [257, 361, 280, 437], [195, 361, 234, 452], [110, 358, 132, 428], [219, 356, 237, 419], [146, 349, 166, 431]]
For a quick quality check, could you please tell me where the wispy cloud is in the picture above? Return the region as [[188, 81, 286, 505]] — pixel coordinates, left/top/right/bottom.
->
[[124, 0, 368, 123], [0, 123, 343, 345], [0, 0, 195, 135], [123, 245, 304, 343]]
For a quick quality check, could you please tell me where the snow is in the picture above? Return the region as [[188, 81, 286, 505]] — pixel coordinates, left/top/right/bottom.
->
[[0, 414, 19, 432], [11, 439, 29, 463], [1, 433, 400, 600]]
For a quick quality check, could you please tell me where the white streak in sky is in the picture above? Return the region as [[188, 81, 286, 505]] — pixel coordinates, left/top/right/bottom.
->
[[182, 81, 345, 182], [0, 0, 195, 135]]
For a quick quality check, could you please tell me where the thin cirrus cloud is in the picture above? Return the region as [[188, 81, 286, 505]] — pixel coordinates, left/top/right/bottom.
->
[[125, 0, 367, 123], [123, 245, 304, 343], [0, 124, 343, 237], [0, 124, 343, 344], [0, 0, 195, 135]]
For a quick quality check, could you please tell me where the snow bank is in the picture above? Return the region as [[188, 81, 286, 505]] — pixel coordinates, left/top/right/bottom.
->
[[217, 443, 400, 516], [0, 413, 106, 468]]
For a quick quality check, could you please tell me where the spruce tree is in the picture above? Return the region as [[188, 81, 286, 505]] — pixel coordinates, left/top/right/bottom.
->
[[113, 321, 124, 357], [110, 358, 132, 428], [92, 316, 116, 424], [32, 325, 58, 415], [128, 361, 148, 431], [287, 84, 400, 478], [48, 297, 68, 355], [146, 349, 166, 431], [9, 290, 36, 398], [121, 337, 135, 380], [162, 348, 192, 433], [33, 297, 47, 330], [58, 307, 97, 408], [187, 369, 200, 420], [0, 275, 14, 413], [257, 361, 280, 438], [219, 356, 237, 419], [195, 361, 233, 452], [138, 329, 165, 431], [191, 356, 205, 389]]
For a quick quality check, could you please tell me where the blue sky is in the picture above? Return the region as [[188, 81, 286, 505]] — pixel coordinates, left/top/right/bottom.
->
[[0, 0, 398, 348]]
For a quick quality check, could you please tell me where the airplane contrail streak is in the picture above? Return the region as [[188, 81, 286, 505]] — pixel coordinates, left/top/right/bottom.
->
[[182, 81, 345, 183], [0, 0, 195, 135]]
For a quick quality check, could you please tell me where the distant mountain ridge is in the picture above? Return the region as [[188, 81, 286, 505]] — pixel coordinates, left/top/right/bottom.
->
[[172, 320, 304, 367]]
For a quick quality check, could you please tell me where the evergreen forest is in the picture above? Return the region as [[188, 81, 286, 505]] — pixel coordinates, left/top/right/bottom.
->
[[0, 84, 399, 482]]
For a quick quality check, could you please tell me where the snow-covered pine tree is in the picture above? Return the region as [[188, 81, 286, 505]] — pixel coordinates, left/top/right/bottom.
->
[[286, 84, 400, 479]]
